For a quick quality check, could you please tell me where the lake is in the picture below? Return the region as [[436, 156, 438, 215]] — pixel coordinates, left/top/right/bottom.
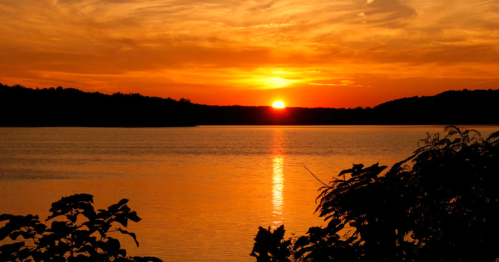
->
[[1, 125, 497, 261]]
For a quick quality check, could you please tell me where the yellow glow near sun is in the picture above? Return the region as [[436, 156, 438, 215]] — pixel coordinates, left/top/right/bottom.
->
[[266, 77, 290, 88], [272, 101, 285, 108]]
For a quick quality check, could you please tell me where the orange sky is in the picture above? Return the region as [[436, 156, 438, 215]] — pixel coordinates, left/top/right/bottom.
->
[[1, 0, 498, 108]]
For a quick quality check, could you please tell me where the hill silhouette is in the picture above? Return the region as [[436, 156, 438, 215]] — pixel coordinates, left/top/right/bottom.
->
[[0, 84, 195, 127], [372, 89, 499, 124], [1, 83, 498, 126]]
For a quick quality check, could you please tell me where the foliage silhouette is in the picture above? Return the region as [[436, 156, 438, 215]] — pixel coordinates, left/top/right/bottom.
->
[[0, 194, 162, 262], [250, 225, 291, 262], [252, 126, 499, 262]]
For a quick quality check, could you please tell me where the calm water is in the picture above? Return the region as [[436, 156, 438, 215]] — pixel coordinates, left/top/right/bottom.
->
[[1, 126, 497, 261]]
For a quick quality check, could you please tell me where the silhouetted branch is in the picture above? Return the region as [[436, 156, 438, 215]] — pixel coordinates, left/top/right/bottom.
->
[[303, 165, 328, 187]]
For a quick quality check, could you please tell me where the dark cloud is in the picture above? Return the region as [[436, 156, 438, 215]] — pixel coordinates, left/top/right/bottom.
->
[[249, 1, 275, 12], [365, 0, 416, 27]]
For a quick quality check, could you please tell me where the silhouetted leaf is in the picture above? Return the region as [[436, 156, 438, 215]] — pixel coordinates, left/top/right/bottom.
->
[[127, 211, 141, 222], [0, 214, 14, 222], [34, 223, 47, 234], [109, 199, 129, 213], [445, 125, 460, 135], [115, 216, 128, 228], [79, 204, 96, 220], [338, 168, 353, 177], [132, 256, 164, 262], [0, 226, 13, 241], [106, 237, 121, 257], [0, 241, 25, 253], [9, 231, 23, 240], [486, 131, 499, 143], [117, 228, 139, 247]]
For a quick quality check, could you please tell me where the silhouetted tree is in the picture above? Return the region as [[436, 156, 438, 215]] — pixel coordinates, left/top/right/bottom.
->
[[179, 98, 191, 104], [0, 194, 162, 262], [252, 126, 499, 262], [250, 225, 291, 262]]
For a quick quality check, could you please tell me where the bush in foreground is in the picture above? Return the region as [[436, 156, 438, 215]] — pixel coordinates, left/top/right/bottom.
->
[[0, 194, 162, 262], [252, 126, 499, 262]]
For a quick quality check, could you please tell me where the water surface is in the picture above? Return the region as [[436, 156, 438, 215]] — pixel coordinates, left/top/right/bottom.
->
[[1, 126, 497, 261]]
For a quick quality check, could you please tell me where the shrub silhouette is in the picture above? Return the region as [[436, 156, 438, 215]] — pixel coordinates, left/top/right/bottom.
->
[[252, 125, 499, 262], [0, 194, 162, 262], [250, 225, 291, 262]]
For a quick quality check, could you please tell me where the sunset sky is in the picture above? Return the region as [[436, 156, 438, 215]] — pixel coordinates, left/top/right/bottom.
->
[[1, 0, 498, 108]]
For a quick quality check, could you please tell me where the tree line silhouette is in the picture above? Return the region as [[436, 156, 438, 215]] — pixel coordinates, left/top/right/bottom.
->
[[1, 83, 499, 126], [0, 84, 195, 127], [251, 126, 499, 262]]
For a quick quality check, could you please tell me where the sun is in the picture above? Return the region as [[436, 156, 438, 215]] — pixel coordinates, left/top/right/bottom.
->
[[272, 101, 286, 108]]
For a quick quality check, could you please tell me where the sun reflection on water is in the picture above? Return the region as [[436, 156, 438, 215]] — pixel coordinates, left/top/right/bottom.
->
[[272, 156, 284, 216], [271, 129, 286, 227]]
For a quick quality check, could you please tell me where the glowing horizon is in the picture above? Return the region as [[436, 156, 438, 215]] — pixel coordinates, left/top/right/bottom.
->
[[272, 101, 286, 108], [1, 0, 498, 108]]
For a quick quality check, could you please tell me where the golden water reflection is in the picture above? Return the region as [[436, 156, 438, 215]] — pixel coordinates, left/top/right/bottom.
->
[[272, 156, 284, 217], [272, 129, 285, 227]]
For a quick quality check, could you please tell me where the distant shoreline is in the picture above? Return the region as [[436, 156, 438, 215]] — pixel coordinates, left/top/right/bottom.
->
[[2, 84, 499, 126], [3, 124, 499, 129]]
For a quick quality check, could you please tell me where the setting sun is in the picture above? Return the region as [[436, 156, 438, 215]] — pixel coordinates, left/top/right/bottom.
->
[[272, 101, 285, 108]]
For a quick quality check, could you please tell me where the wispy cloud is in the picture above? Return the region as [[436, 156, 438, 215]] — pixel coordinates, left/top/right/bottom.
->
[[309, 80, 363, 87], [0, 0, 498, 106], [237, 23, 296, 30]]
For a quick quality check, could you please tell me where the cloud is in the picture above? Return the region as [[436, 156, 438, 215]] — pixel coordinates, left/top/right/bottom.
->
[[364, 0, 417, 27], [305, 70, 323, 73], [309, 80, 361, 87], [1, 0, 499, 106], [340, 80, 356, 85], [237, 23, 296, 30]]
